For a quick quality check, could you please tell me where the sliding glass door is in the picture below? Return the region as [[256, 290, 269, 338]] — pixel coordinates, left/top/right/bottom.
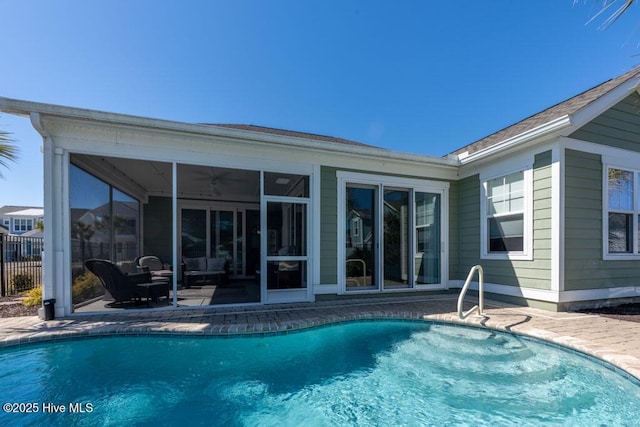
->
[[415, 192, 441, 285], [211, 209, 251, 276], [383, 188, 410, 289], [345, 185, 378, 291], [341, 175, 446, 293], [181, 207, 258, 278]]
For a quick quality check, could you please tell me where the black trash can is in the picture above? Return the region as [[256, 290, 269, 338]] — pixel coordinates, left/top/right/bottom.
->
[[43, 299, 56, 321]]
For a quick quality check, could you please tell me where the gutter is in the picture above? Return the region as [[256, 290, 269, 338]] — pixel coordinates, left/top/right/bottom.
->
[[457, 115, 572, 165]]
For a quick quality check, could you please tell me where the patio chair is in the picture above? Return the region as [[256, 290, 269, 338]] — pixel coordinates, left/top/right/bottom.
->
[[136, 255, 173, 282], [85, 259, 167, 305]]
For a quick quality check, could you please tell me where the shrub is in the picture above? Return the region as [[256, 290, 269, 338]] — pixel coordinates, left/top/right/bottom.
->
[[72, 272, 103, 304], [12, 273, 34, 292], [22, 286, 42, 307]]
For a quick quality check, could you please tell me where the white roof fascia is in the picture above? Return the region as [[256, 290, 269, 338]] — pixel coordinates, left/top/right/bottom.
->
[[5, 208, 44, 216], [562, 78, 640, 132], [0, 97, 459, 169], [459, 73, 640, 166], [458, 115, 572, 165]]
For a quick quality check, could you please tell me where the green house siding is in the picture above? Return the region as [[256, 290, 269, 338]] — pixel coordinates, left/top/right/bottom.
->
[[456, 151, 553, 289], [527, 150, 553, 289], [564, 149, 640, 290], [320, 166, 338, 284], [457, 175, 481, 280], [570, 93, 640, 152]]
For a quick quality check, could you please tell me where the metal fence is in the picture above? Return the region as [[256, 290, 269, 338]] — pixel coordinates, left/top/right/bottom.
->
[[0, 235, 44, 296]]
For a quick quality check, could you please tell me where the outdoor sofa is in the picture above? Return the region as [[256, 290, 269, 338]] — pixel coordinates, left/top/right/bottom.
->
[[181, 256, 229, 288]]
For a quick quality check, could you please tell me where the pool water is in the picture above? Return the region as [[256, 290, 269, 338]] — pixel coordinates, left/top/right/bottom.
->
[[1, 321, 640, 426]]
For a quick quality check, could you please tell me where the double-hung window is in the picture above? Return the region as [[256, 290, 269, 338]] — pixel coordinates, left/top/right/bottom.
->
[[482, 170, 530, 259], [13, 219, 30, 233], [606, 167, 639, 256]]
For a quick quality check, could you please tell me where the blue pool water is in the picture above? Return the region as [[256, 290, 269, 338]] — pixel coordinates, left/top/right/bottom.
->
[[1, 321, 640, 426]]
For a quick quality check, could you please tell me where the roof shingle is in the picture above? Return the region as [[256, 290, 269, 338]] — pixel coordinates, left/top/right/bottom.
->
[[210, 124, 380, 149], [452, 67, 640, 156]]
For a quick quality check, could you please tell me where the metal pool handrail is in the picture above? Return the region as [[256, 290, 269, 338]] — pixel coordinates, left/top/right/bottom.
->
[[457, 265, 484, 319]]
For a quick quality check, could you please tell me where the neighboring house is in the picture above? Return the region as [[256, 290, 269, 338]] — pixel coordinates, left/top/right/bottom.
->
[[3, 67, 640, 317], [0, 206, 44, 261], [0, 206, 43, 236]]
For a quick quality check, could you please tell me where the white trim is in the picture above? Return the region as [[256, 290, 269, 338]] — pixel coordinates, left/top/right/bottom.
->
[[565, 76, 640, 132], [551, 146, 564, 292], [561, 136, 640, 163], [311, 164, 321, 300], [459, 116, 571, 165], [61, 151, 71, 316], [449, 279, 640, 304], [449, 280, 561, 302], [336, 171, 450, 191], [557, 286, 640, 303], [172, 161, 178, 307], [337, 173, 345, 294]]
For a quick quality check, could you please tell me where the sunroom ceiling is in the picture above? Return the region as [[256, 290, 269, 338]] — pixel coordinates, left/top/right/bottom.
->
[[72, 154, 260, 202]]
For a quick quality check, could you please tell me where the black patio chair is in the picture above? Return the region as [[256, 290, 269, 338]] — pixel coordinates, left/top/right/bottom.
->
[[85, 259, 163, 305]]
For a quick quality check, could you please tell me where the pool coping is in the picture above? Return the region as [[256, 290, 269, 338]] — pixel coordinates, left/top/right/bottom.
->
[[1, 295, 640, 382]]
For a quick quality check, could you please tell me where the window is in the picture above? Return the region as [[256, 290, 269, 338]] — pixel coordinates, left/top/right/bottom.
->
[[606, 167, 639, 256], [70, 163, 140, 267], [482, 170, 529, 258], [12, 219, 32, 232]]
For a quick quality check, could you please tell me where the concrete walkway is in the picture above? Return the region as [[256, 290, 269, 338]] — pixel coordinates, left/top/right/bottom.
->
[[1, 295, 640, 382]]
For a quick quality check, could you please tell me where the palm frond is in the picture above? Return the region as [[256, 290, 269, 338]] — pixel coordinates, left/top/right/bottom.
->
[[0, 125, 19, 177], [578, 0, 635, 29]]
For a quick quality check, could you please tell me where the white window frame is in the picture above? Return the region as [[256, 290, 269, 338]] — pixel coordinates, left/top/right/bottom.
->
[[603, 164, 640, 260], [480, 168, 533, 260], [13, 219, 26, 233]]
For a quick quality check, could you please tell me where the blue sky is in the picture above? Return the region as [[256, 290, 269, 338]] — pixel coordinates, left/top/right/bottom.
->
[[1, 1, 640, 206]]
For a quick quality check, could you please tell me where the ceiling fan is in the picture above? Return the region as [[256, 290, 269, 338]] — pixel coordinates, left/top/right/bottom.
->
[[193, 168, 243, 196]]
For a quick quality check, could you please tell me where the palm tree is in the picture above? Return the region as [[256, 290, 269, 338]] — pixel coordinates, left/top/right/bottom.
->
[[0, 119, 18, 177]]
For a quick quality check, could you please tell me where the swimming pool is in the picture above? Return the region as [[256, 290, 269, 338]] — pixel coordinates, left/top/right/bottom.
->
[[1, 320, 639, 426]]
